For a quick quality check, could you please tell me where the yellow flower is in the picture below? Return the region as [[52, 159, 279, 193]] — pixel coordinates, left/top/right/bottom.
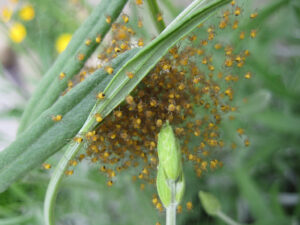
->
[[19, 4, 35, 21], [1, 7, 13, 22], [9, 23, 27, 43], [55, 33, 72, 53]]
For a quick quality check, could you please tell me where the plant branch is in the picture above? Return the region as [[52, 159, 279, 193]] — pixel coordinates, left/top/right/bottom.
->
[[44, 142, 83, 225]]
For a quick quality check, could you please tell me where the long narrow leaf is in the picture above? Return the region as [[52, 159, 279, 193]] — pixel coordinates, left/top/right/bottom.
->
[[18, 0, 128, 133], [0, 50, 138, 193]]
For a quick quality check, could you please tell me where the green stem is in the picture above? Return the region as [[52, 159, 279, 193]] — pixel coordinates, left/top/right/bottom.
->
[[146, 0, 166, 33], [166, 204, 176, 225], [217, 211, 241, 225], [44, 116, 95, 225], [166, 180, 177, 225]]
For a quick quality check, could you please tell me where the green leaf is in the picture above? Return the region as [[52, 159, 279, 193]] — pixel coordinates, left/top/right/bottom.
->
[[18, 0, 128, 133], [0, 50, 138, 193]]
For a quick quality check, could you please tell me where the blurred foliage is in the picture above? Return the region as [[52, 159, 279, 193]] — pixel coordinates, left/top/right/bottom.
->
[[0, 0, 299, 225]]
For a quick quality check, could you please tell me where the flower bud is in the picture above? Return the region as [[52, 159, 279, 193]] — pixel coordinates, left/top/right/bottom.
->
[[199, 191, 221, 216], [156, 122, 185, 208], [157, 122, 182, 180]]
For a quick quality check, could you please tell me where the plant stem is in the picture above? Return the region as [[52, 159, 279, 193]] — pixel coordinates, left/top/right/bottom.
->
[[146, 0, 166, 33], [166, 180, 177, 225], [217, 211, 241, 225], [44, 116, 95, 225], [166, 203, 176, 225]]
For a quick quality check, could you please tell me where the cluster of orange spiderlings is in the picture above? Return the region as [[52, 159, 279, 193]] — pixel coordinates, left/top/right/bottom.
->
[[97, 21, 136, 66], [48, 1, 257, 197], [60, 16, 137, 96]]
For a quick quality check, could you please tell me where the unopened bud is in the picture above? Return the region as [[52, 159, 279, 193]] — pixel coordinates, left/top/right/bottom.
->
[[157, 122, 182, 180], [199, 191, 221, 216], [156, 122, 185, 208]]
